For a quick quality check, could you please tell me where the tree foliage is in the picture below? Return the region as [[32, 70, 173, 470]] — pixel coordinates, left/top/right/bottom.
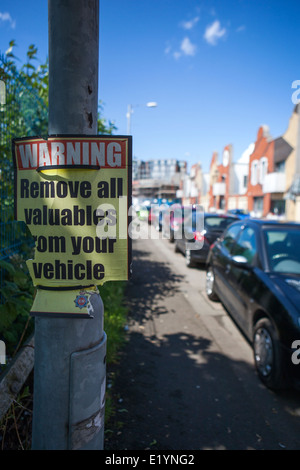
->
[[1, 40, 116, 138], [0, 40, 117, 221], [0, 41, 117, 359]]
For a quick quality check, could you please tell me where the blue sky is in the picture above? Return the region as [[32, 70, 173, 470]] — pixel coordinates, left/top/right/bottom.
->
[[1, 0, 300, 172]]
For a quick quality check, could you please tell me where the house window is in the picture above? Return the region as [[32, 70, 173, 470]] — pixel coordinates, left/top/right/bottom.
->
[[251, 160, 259, 185], [270, 199, 285, 216], [259, 157, 268, 184], [275, 161, 285, 173]]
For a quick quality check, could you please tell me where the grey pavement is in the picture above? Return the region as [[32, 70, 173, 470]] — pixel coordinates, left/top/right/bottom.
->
[[104, 232, 300, 450]]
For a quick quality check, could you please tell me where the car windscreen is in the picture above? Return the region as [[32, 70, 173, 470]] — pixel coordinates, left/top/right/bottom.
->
[[263, 227, 300, 274], [229, 209, 249, 215], [184, 214, 236, 232], [204, 216, 237, 231]]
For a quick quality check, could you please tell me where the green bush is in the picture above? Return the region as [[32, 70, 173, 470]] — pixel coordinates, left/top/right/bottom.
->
[[100, 281, 128, 365], [0, 261, 128, 363], [0, 248, 35, 359]]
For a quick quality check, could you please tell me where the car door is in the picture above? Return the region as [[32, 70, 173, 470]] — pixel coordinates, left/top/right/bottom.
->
[[225, 225, 258, 332], [212, 222, 243, 307]]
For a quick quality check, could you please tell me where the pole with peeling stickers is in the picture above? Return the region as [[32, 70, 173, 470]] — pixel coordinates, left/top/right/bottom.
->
[[31, 0, 107, 450]]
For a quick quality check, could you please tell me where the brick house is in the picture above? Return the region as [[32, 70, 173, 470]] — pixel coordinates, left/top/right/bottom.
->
[[246, 125, 273, 217], [246, 119, 293, 218], [208, 145, 233, 212], [227, 142, 254, 212]]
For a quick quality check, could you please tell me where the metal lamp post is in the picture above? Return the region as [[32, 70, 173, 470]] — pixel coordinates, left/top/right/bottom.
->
[[31, 0, 106, 450]]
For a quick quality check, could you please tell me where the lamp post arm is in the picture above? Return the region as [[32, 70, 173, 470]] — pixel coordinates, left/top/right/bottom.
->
[[127, 104, 133, 134]]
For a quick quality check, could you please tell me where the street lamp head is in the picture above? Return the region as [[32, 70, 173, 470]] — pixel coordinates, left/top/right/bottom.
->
[[146, 102, 158, 108]]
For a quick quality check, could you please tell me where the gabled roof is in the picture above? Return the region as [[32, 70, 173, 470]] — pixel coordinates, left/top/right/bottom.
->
[[273, 137, 293, 164]]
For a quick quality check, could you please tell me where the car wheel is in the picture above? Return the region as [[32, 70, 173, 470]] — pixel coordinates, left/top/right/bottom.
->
[[253, 318, 286, 390], [205, 265, 219, 301]]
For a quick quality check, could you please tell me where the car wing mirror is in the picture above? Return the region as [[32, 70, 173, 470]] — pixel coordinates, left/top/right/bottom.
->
[[231, 255, 252, 269]]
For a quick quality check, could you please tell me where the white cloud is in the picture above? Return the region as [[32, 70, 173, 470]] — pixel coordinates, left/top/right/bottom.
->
[[0, 11, 16, 29], [204, 20, 226, 45], [181, 16, 200, 30], [164, 43, 172, 55], [179, 37, 197, 57]]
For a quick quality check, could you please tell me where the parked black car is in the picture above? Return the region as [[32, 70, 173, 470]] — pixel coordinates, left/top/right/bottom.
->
[[227, 209, 250, 219], [205, 218, 300, 390], [174, 212, 239, 267]]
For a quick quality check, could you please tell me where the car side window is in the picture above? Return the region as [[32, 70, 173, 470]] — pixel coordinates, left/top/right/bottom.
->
[[231, 226, 257, 264], [221, 224, 242, 254]]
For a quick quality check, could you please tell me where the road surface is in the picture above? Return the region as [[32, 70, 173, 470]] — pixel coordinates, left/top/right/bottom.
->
[[105, 226, 300, 450]]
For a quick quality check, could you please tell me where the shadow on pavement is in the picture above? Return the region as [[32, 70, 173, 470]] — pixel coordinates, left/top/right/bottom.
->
[[127, 248, 185, 321], [105, 242, 300, 451]]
